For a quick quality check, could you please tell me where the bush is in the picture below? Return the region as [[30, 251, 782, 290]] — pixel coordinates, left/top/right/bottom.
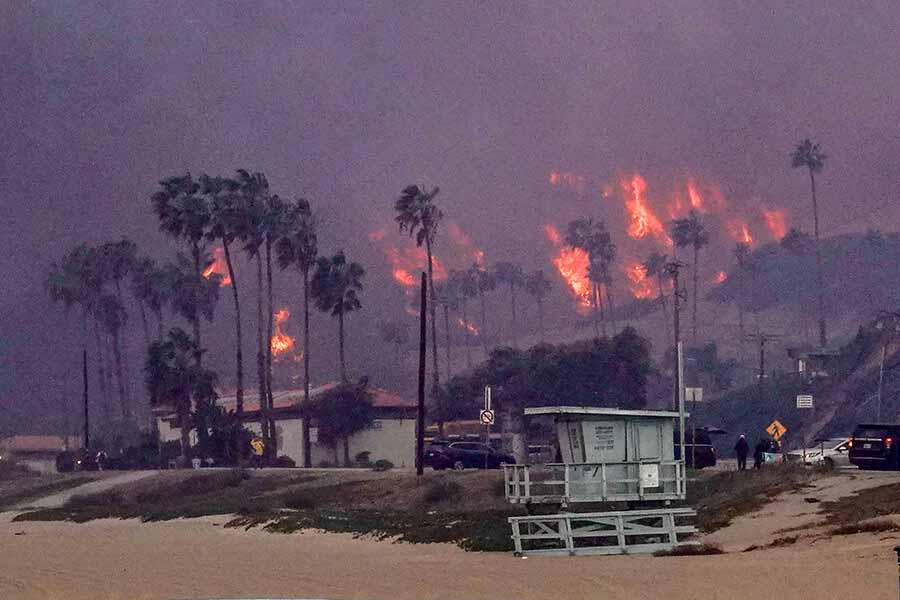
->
[[372, 459, 394, 472], [281, 490, 315, 510], [274, 455, 296, 468], [316, 460, 335, 468], [653, 543, 724, 557], [355, 451, 372, 467], [830, 519, 900, 536], [422, 479, 463, 504], [226, 467, 251, 487]]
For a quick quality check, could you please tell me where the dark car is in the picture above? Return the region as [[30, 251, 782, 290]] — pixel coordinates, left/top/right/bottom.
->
[[849, 424, 900, 470], [674, 428, 720, 469], [429, 441, 515, 470]]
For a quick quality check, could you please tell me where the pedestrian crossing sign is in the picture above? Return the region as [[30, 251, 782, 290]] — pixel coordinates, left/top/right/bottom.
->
[[766, 420, 787, 440]]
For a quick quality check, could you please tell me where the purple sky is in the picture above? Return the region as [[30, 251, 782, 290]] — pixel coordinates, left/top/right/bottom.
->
[[2, 2, 900, 433]]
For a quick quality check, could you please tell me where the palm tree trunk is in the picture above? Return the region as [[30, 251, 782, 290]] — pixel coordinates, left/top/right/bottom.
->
[[462, 297, 473, 367], [178, 401, 191, 465], [810, 169, 827, 347], [222, 241, 244, 417], [338, 309, 347, 383], [537, 296, 545, 343], [112, 279, 133, 422], [692, 245, 700, 343], [92, 319, 111, 428], [443, 304, 452, 379], [510, 283, 518, 348], [657, 273, 671, 347], [255, 254, 269, 450], [606, 278, 616, 330], [137, 300, 151, 351], [479, 290, 489, 355], [111, 326, 130, 421], [155, 309, 164, 341], [265, 238, 277, 458], [592, 283, 601, 339], [302, 268, 312, 468], [424, 236, 440, 393]]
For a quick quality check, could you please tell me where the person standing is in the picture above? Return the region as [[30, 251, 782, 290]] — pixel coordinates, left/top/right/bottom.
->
[[734, 434, 750, 471], [753, 439, 766, 469]]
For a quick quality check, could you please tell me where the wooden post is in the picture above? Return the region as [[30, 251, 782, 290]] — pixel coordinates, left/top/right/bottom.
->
[[416, 273, 427, 477], [82, 349, 89, 450]]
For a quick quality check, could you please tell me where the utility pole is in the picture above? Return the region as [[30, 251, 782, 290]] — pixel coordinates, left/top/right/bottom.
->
[[875, 311, 900, 422], [665, 261, 686, 412], [83, 349, 90, 450], [745, 331, 782, 404], [415, 272, 427, 477]]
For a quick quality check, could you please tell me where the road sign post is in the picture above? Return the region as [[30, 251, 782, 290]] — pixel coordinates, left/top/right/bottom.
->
[[685, 387, 702, 469], [483, 386, 493, 468]]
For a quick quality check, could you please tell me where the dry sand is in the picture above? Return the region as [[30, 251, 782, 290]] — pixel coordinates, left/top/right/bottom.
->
[[1, 509, 897, 600]]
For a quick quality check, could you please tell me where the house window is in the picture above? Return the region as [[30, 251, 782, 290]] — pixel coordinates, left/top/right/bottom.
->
[[372, 420, 382, 430]]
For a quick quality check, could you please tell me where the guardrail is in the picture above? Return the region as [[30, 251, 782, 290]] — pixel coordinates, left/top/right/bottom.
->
[[503, 461, 686, 505]]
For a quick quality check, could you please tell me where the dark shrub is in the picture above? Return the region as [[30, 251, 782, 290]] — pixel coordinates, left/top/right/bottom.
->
[[423, 479, 463, 504], [274, 455, 297, 468], [372, 459, 394, 472]]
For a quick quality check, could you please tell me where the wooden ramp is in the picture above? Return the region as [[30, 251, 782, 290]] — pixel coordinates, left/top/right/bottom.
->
[[509, 507, 698, 556]]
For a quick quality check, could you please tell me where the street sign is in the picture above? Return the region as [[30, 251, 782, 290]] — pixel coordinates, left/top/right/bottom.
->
[[766, 420, 787, 440], [686, 387, 703, 403], [796, 394, 814, 409], [639, 463, 660, 488], [480, 409, 495, 425], [484, 385, 492, 411]]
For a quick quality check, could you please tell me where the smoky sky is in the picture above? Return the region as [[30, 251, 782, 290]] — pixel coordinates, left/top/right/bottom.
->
[[2, 1, 900, 433]]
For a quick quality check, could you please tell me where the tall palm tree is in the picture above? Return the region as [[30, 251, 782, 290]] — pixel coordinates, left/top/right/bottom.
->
[[566, 217, 615, 336], [276, 198, 318, 467], [145, 328, 217, 466], [98, 239, 138, 421], [151, 174, 213, 365], [587, 259, 606, 337], [311, 251, 365, 382], [94, 293, 130, 421], [791, 138, 828, 347], [449, 268, 477, 368], [733, 242, 751, 340], [670, 210, 709, 343], [524, 270, 552, 343], [263, 193, 291, 434], [469, 262, 496, 355], [130, 257, 157, 349], [204, 174, 246, 416], [434, 281, 459, 377], [395, 185, 442, 393], [493, 262, 525, 347], [643, 252, 670, 345], [378, 320, 410, 365]]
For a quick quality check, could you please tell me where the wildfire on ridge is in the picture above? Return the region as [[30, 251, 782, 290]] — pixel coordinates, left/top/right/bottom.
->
[[623, 175, 670, 245], [687, 181, 705, 212], [545, 224, 592, 310], [625, 263, 654, 299], [446, 222, 485, 266], [726, 221, 754, 245], [457, 317, 480, 336], [202, 247, 232, 287], [270, 308, 296, 356], [714, 270, 728, 284], [763, 208, 788, 239], [382, 244, 447, 288], [548, 170, 587, 193]]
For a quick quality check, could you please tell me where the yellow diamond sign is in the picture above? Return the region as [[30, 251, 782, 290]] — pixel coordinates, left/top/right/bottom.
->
[[766, 420, 787, 440]]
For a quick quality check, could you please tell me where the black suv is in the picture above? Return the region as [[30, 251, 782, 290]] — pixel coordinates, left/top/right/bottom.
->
[[849, 424, 900, 470], [674, 428, 719, 469], [428, 441, 515, 470]]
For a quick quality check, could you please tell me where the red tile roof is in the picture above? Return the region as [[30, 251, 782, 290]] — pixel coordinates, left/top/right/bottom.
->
[[0, 435, 81, 453]]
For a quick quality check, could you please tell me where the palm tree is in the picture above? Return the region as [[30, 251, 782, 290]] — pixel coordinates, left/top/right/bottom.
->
[[524, 270, 552, 343], [493, 262, 525, 347], [670, 210, 710, 343], [643, 252, 670, 345], [733, 242, 751, 340], [263, 193, 291, 436], [311, 251, 365, 382], [151, 174, 213, 365], [94, 293, 130, 421], [130, 257, 157, 349], [395, 185, 442, 392], [566, 217, 615, 336], [204, 174, 246, 416], [145, 328, 217, 467], [587, 259, 606, 337], [276, 198, 318, 467], [791, 138, 828, 347], [469, 263, 496, 355], [98, 239, 138, 421], [449, 268, 477, 368], [434, 281, 459, 377], [378, 320, 410, 365]]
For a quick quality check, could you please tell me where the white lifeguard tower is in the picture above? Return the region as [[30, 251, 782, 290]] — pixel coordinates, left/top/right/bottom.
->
[[503, 406, 698, 556]]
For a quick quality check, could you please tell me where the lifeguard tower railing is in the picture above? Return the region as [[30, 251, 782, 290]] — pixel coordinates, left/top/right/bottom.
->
[[503, 460, 686, 505]]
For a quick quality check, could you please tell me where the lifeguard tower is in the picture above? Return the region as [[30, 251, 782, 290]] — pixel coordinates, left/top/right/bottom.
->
[[503, 406, 697, 556]]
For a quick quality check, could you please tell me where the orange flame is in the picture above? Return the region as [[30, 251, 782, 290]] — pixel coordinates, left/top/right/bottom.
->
[[446, 222, 485, 267], [270, 308, 295, 356], [687, 181, 705, 212], [726, 220, 753, 245], [545, 224, 592, 310], [623, 175, 670, 244], [714, 270, 728, 284], [763, 209, 788, 239], [548, 170, 586, 192], [457, 317, 480, 336], [383, 245, 447, 288], [202, 247, 231, 287], [625, 263, 654, 299]]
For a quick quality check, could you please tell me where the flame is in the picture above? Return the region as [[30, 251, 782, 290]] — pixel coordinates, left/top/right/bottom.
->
[[457, 317, 480, 336], [687, 181, 705, 212], [714, 270, 727, 284], [545, 224, 592, 310], [383, 245, 446, 288], [270, 308, 296, 356], [548, 170, 586, 192], [623, 175, 670, 244], [763, 209, 788, 239], [446, 222, 485, 266], [726, 221, 754, 245], [625, 263, 654, 299], [368, 229, 386, 242], [202, 247, 231, 287]]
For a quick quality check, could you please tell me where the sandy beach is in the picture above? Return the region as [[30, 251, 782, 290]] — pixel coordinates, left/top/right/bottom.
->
[[1, 510, 897, 600]]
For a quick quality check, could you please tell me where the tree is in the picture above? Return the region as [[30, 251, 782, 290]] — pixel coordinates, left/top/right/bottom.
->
[[493, 262, 525, 347], [276, 197, 318, 467], [791, 138, 828, 347], [131, 257, 164, 346], [378, 320, 410, 365], [395, 185, 442, 395], [566, 217, 615, 337], [145, 328, 218, 466], [524, 270, 552, 343], [449, 268, 478, 368], [670, 210, 709, 343], [98, 239, 138, 423], [94, 293, 130, 421], [311, 251, 365, 382], [469, 262, 496, 355], [312, 380, 375, 466], [642, 252, 670, 346]]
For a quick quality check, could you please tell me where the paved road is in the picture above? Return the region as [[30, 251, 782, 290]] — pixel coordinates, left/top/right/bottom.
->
[[15, 470, 159, 510]]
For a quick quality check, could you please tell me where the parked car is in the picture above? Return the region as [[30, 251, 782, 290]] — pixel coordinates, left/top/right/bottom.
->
[[428, 441, 515, 470], [674, 428, 722, 469], [849, 424, 900, 470], [786, 437, 850, 467], [423, 440, 451, 469]]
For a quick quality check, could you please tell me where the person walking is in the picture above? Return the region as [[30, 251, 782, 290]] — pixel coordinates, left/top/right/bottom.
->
[[753, 439, 766, 469], [735, 434, 750, 471]]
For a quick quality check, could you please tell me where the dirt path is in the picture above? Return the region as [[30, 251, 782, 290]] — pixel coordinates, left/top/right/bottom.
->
[[13, 471, 158, 510]]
